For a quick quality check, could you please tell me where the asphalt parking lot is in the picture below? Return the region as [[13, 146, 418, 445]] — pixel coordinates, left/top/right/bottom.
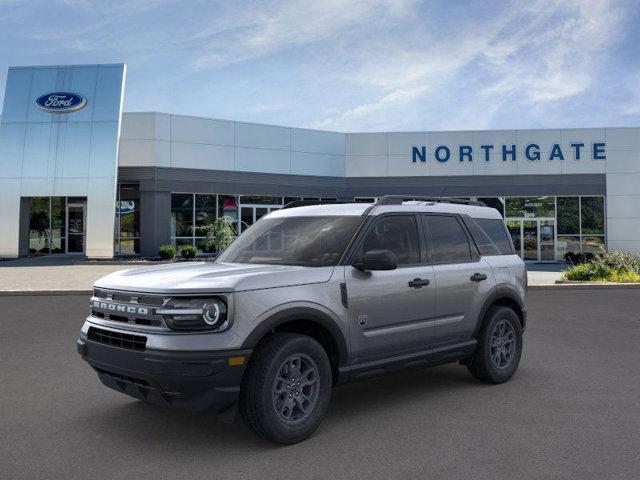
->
[[1, 290, 640, 480]]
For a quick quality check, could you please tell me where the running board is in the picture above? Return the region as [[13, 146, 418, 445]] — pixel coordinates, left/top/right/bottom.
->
[[337, 340, 477, 383]]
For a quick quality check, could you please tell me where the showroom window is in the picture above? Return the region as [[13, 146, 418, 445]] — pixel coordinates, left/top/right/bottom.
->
[[27, 196, 86, 255], [171, 193, 216, 252], [556, 196, 605, 257], [114, 184, 140, 255], [505, 196, 555, 218]]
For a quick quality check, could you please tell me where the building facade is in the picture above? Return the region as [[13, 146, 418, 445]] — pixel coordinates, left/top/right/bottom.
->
[[1, 64, 639, 261]]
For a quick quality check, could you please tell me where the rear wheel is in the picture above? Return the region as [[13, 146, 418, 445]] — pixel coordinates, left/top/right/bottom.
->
[[467, 306, 523, 383], [239, 333, 332, 444]]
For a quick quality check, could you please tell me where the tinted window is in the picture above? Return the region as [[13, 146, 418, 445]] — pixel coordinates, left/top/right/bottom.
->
[[475, 218, 514, 255], [216, 216, 362, 267], [361, 215, 420, 265], [464, 218, 500, 256], [424, 215, 472, 264]]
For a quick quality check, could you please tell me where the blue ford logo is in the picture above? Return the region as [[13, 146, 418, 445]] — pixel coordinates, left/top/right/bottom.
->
[[35, 92, 87, 114]]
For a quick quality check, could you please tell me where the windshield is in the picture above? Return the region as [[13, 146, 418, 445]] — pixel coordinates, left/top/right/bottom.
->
[[216, 216, 363, 267]]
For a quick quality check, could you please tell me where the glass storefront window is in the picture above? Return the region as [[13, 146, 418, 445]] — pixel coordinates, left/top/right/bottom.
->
[[171, 193, 194, 238], [582, 236, 606, 254], [29, 198, 50, 254], [478, 197, 504, 217], [581, 197, 605, 234], [557, 236, 581, 259], [27, 196, 85, 255], [218, 195, 239, 234], [557, 197, 579, 235], [239, 195, 282, 205], [195, 194, 216, 228], [505, 196, 555, 218], [114, 184, 140, 255]]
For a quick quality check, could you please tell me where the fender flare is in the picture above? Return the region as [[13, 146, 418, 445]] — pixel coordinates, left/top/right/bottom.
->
[[473, 284, 527, 336], [241, 306, 349, 366]]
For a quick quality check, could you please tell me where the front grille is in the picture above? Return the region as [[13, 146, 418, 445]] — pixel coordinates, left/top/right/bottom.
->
[[88, 326, 147, 351], [90, 290, 167, 329]]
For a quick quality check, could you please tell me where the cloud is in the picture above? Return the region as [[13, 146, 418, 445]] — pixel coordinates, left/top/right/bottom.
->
[[314, 0, 625, 130], [0, 0, 633, 131]]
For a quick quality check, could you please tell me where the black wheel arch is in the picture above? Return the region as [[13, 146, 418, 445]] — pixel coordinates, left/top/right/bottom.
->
[[241, 307, 348, 383], [473, 284, 526, 337]]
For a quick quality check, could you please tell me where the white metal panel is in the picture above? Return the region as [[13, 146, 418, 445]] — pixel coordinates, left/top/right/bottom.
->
[[170, 141, 234, 170], [171, 115, 234, 146], [387, 132, 429, 156], [235, 146, 290, 174], [345, 154, 387, 177], [606, 128, 640, 151], [291, 128, 344, 155], [291, 151, 344, 176], [235, 122, 290, 150], [346, 132, 387, 156], [604, 150, 640, 174], [120, 113, 157, 140], [118, 139, 157, 167]]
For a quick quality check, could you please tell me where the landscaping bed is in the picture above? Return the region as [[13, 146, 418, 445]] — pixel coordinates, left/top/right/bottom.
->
[[561, 251, 640, 283]]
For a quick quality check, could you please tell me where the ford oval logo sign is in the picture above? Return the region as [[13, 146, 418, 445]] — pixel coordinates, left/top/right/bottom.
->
[[35, 92, 87, 114]]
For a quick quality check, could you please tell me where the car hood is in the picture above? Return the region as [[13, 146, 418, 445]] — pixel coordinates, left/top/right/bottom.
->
[[93, 262, 335, 294]]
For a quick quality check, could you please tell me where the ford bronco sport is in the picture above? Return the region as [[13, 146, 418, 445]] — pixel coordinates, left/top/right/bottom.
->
[[78, 196, 527, 444]]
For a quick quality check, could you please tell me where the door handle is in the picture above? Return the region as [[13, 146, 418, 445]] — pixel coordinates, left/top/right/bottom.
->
[[470, 272, 488, 282], [408, 278, 430, 288]]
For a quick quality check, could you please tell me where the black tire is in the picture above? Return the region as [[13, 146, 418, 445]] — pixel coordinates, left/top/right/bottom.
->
[[239, 333, 332, 444], [467, 306, 523, 384]]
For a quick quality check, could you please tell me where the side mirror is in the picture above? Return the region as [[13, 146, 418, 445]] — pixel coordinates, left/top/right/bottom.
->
[[355, 249, 398, 271]]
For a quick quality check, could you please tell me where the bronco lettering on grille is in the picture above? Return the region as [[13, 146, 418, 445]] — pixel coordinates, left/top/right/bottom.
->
[[92, 301, 149, 315]]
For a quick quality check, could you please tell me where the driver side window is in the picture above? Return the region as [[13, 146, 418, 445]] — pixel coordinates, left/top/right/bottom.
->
[[361, 215, 420, 266]]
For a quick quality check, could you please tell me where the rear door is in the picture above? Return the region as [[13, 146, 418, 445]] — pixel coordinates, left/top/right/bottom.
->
[[422, 214, 493, 347], [345, 214, 436, 363]]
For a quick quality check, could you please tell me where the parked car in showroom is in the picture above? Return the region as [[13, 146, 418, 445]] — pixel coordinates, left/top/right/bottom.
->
[[78, 196, 527, 444]]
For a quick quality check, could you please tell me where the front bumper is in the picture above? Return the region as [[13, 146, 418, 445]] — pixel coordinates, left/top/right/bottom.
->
[[77, 335, 251, 414]]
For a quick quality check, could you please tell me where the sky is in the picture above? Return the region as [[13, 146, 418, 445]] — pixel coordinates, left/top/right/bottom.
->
[[0, 0, 639, 132]]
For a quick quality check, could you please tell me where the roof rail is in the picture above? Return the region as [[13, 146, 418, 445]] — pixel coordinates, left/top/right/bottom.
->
[[282, 199, 352, 209], [374, 196, 486, 207]]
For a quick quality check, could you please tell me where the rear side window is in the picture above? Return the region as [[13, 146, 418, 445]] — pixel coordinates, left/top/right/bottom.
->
[[361, 215, 420, 265], [475, 218, 514, 255], [464, 218, 501, 256], [423, 215, 472, 264]]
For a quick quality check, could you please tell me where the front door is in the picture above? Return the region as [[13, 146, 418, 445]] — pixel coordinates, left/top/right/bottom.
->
[[66, 203, 85, 254], [506, 219, 556, 261], [345, 214, 436, 363]]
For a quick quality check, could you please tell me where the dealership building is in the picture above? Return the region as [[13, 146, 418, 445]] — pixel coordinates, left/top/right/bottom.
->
[[1, 63, 639, 261]]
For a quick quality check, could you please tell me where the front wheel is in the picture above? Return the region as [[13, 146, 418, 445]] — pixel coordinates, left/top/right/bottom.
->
[[467, 306, 523, 383], [239, 333, 332, 444]]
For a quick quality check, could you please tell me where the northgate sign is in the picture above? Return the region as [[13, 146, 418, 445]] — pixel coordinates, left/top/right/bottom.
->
[[411, 142, 606, 163]]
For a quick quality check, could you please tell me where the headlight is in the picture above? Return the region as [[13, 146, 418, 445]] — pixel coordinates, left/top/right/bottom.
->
[[157, 298, 228, 331]]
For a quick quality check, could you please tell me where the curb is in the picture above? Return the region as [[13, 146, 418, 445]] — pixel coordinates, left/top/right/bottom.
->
[[0, 289, 93, 296], [530, 283, 640, 290]]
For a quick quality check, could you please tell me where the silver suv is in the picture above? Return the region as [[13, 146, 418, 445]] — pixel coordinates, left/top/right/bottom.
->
[[78, 196, 527, 444]]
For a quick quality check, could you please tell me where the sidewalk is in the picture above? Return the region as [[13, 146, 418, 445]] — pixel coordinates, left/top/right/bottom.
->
[[0, 256, 570, 294], [525, 262, 567, 286], [0, 257, 129, 294]]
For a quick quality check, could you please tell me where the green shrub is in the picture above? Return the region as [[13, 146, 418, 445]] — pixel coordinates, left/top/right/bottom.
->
[[158, 245, 177, 260], [192, 217, 236, 254], [180, 245, 198, 259], [563, 251, 640, 282]]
